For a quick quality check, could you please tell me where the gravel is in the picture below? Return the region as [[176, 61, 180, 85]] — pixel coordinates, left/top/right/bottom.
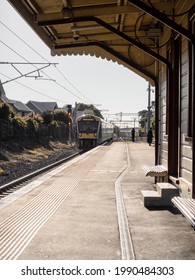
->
[[0, 140, 79, 186]]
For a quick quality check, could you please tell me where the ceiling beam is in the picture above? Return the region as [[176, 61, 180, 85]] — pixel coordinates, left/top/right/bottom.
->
[[37, 16, 170, 67], [7, 0, 53, 48], [55, 31, 146, 43], [128, 0, 195, 44], [36, 2, 174, 21], [37, 5, 137, 22]]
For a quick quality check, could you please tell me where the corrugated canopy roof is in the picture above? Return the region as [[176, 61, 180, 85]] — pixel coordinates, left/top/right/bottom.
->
[[7, 0, 178, 85]]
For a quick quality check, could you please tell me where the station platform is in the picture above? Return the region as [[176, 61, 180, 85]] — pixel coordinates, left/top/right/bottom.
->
[[0, 141, 195, 260]]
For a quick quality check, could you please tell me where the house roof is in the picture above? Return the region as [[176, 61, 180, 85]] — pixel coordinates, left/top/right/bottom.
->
[[11, 100, 32, 113], [0, 95, 13, 104], [27, 101, 58, 113]]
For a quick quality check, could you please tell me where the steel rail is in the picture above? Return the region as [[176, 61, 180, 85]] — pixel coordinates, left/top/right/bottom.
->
[[0, 151, 80, 194]]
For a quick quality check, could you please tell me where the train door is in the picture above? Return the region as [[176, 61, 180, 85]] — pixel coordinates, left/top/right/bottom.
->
[[97, 121, 102, 145]]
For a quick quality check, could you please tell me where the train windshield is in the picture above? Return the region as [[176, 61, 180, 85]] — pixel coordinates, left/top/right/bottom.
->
[[78, 121, 99, 133]]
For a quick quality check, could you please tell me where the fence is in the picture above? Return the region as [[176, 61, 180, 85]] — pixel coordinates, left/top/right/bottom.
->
[[0, 120, 70, 142]]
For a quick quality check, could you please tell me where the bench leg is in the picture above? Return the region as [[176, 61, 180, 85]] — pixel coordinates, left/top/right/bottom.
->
[[154, 176, 165, 183], [162, 177, 165, 182]]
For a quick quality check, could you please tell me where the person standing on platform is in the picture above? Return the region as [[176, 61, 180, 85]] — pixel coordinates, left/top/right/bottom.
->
[[131, 128, 135, 142], [147, 127, 153, 146]]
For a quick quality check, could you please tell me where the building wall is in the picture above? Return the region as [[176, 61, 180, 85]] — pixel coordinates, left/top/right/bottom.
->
[[180, 37, 193, 197], [159, 1, 194, 198]]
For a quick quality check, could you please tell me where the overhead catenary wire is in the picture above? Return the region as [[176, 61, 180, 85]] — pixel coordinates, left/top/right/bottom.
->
[[0, 39, 88, 103], [0, 20, 92, 104], [0, 72, 67, 103], [54, 66, 92, 104], [0, 20, 50, 63], [0, 61, 57, 85]]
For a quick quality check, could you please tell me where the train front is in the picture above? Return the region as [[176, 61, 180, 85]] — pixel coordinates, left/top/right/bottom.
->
[[76, 115, 100, 150]]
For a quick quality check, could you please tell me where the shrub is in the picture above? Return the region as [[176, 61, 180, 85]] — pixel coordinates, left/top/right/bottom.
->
[[0, 102, 14, 120], [25, 112, 43, 123], [27, 117, 39, 132], [34, 113, 43, 123], [12, 115, 27, 128], [42, 111, 54, 125], [53, 109, 69, 124], [50, 120, 59, 127], [0, 167, 4, 174]]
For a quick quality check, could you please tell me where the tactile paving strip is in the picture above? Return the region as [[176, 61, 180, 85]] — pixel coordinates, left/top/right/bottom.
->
[[0, 150, 101, 260], [0, 178, 81, 259]]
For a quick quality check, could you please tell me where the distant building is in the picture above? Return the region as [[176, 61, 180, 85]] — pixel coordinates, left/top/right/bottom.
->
[[0, 80, 32, 116], [10, 100, 32, 116], [26, 101, 58, 115], [0, 80, 13, 104]]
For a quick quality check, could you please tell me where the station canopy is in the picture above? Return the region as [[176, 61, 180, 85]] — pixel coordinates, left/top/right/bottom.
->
[[8, 0, 174, 84]]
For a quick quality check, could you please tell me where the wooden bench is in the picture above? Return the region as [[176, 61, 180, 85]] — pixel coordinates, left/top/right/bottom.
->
[[171, 196, 195, 230], [142, 165, 167, 182]]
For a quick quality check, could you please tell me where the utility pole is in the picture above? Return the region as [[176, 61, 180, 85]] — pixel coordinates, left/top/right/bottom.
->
[[119, 112, 123, 122]]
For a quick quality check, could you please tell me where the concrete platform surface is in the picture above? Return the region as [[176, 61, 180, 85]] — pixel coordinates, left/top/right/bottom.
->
[[0, 141, 195, 260]]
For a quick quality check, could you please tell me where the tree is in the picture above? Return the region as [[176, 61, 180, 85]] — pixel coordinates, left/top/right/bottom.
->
[[0, 102, 14, 120], [75, 103, 103, 118], [138, 109, 148, 129], [42, 111, 54, 125], [53, 109, 69, 125], [138, 108, 155, 131]]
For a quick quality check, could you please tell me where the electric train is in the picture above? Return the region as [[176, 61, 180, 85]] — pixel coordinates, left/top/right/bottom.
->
[[76, 114, 114, 150]]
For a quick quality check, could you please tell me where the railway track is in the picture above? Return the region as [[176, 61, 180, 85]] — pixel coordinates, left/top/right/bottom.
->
[[0, 151, 81, 200], [0, 141, 110, 200]]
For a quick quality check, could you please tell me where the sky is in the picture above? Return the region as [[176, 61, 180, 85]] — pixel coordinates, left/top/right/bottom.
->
[[0, 0, 154, 121]]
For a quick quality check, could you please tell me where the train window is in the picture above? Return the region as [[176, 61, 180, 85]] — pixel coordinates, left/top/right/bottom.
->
[[78, 121, 99, 133]]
